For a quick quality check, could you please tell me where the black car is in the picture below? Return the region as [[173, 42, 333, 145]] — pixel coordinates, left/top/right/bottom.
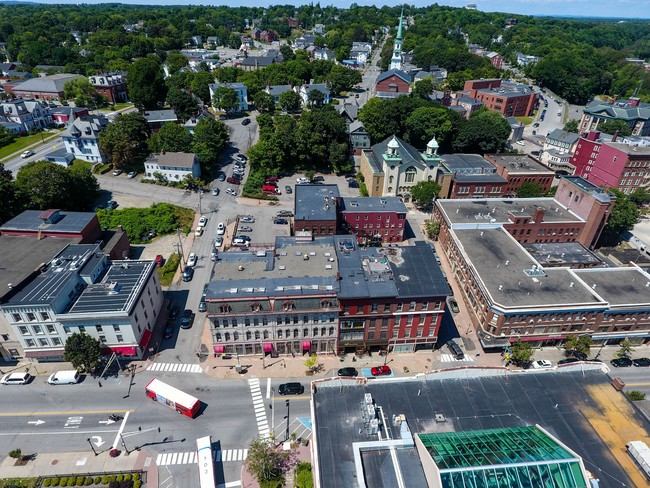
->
[[446, 340, 464, 360], [202, 283, 209, 297], [106, 200, 118, 210], [337, 367, 358, 377], [182, 266, 194, 282], [278, 382, 304, 395], [170, 304, 179, 320], [633, 357, 650, 367], [274, 218, 289, 225], [610, 357, 633, 367], [348, 180, 359, 188], [276, 210, 294, 217], [217, 172, 226, 181], [558, 358, 580, 365], [565, 350, 588, 361], [198, 300, 206, 313], [180, 309, 195, 329], [242, 118, 251, 126], [163, 320, 174, 339]]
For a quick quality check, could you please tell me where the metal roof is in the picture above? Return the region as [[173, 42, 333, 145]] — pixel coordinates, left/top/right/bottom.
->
[[294, 184, 340, 222], [339, 196, 407, 214], [0, 209, 96, 234], [12, 73, 83, 93]]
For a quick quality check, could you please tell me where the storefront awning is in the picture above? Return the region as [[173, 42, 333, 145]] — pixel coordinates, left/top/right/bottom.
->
[[214, 345, 225, 354], [103, 346, 137, 356], [24, 349, 64, 358], [263, 342, 273, 353], [302, 340, 311, 351], [509, 335, 566, 343], [592, 332, 649, 340], [139, 329, 152, 348]]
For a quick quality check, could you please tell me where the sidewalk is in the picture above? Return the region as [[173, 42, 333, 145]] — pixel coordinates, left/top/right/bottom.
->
[[0, 448, 157, 485], [0, 129, 61, 163]]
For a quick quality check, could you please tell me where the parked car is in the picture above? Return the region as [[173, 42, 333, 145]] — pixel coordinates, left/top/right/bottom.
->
[[266, 177, 279, 183], [232, 237, 250, 247], [241, 118, 251, 126], [237, 235, 251, 242], [278, 382, 304, 395], [1, 372, 31, 385], [240, 216, 255, 223], [211, 249, 218, 261], [558, 358, 580, 365], [285, 185, 292, 194], [187, 252, 197, 267], [446, 340, 464, 360], [371, 365, 391, 376], [337, 367, 358, 377], [227, 177, 241, 185], [532, 359, 553, 369], [127, 171, 138, 178], [348, 180, 359, 188], [180, 309, 195, 329], [194, 227, 203, 237], [211, 188, 220, 196], [106, 200, 118, 210], [198, 216, 208, 227], [20, 150, 35, 159], [155, 255, 164, 267], [214, 236, 223, 247], [217, 172, 226, 181], [112, 169, 123, 176], [565, 350, 588, 361], [236, 153, 248, 161], [198, 300, 207, 312], [296, 177, 310, 184], [611, 357, 633, 367], [274, 218, 288, 225], [276, 210, 294, 217], [182, 267, 194, 282], [515, 141, 526, 146], [170, 304, 179, 319], [633, 357, 650, 367], [238, 225, 253, 232], [447, 298, 459, 314], [163, 320, 174, 339], [226, 188, 237, 196], [217, 223, 225, 235]]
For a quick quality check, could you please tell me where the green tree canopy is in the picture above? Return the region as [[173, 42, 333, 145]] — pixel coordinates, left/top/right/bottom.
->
[[279, 90, 302, 114], [245, 438, 291, 484], [63, 78, 106, 108], [190, 71, 215, 105], [516, 181, 545, 198], [0, 125, 15, 149], [453, 109, 511, 153], [99, 112, 151, 169], [166, 86, 198, 122], [404, 106, 454, 150], [326, 64, 361, 95], [597, 119, 632, 137], [212, 86, 239, 113], [253, 91, 276, 113], [165, 51, 188, 75], [510, 339, 533, 366], [598, 188, 640, 246], [307, 88, 325, 108], [127, 57, 167, 110], [410, 181, 442, 207], [413, 77, 434, 100], [191, 117, 229, 173], [0, 163, 22, 225], [563, 336, 592, 357], [64, 332, 101, 373], [563, 119, 579, 133], [149, 122, 193, 153]]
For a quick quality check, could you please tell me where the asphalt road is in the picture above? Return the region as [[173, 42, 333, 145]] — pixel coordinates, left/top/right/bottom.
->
[[3, 137, 61, 175]]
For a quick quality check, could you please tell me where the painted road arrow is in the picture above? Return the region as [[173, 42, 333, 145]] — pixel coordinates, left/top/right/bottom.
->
[[91, 436, 105, 447], [27, 420, 45, 426], [98, 419, 116, 425]]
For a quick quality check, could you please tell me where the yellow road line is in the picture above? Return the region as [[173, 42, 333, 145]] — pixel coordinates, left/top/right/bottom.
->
[[0, 409, 134, 417]]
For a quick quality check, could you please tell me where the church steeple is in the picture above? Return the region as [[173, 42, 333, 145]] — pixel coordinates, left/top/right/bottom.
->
[[389, 8, 404, 71]]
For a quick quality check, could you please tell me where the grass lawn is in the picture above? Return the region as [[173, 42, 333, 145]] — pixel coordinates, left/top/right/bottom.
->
[[110, 102, 133, 111], [515, 116, 534, 126], [0, 131, 59, 161], [70, 160, 93, 171]]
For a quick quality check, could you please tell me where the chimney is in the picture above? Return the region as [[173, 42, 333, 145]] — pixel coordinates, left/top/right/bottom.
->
[[611, 130, 618, 142], [533, 208, 545, 223], [628, 97, 640, 107], [586, 131, 600, 142]]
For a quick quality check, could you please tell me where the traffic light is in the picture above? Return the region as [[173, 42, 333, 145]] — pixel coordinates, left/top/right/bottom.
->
[[285, 400, 290, 407]]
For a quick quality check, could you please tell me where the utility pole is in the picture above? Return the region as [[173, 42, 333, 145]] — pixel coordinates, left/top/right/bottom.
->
[[120, 426, 161, 456], [176, 228, 185, 268], [285, 399, 290, 442]]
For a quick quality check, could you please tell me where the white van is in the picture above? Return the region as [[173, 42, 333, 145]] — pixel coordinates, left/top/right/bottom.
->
[[47, 370, 80, 385]]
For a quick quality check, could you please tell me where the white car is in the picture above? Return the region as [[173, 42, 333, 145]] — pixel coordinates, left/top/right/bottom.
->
[[515, 141, 526, 146], [217, 222, 225, 235], [187, 253, 197, 267], [127, 171, 138, 178], [296, 177, 310, 184], [532, 360, 553, 369], [20, 150, 35, 159], [226, 188, 237, 196], [214, 236, 223, 247], [1, 372, 31, 385], [198, 216, 208, 228], [194, 227, 203, 237], [211, 188, 219, 196]]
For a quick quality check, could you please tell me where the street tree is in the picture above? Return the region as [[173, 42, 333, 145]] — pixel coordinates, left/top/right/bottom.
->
[[598, 189, 640, 246], [510, 339, 533, 366], [629, 187, 650, 205], [212, 86, 239, 113], [245, 438, 293, 485], [616, 338, 634, 359], [64, 332, 101, 373], [63, 78, 106, 108], [166, 86, 198, 122], [563, 336, 592, 357], [413, 77, 434, 100], [253, 91, 276, 113], [304, 354, 319, 372], [192, 118, 229, 172], [516, 181, 545, 198], [278, 90, 302, 114], [148, 122, 193, 153], [0, 163, 22, 225], [410, 181, 442, 208], [99, 112, 151, 169], [563, 119, 579, 133], [127, 57, 167, 109], [404, 106, 454, 149], [596, 119, 632, 137]]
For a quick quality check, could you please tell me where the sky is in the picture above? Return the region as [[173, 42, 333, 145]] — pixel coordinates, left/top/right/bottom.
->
[[22, 0, 650, 19]]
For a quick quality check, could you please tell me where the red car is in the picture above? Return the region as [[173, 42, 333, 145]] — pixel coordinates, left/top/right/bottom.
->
[[266, 177, 279, 183], [227, 176, 241, 185], [155, 255, 164, 267], [371, 365, 391, 376]]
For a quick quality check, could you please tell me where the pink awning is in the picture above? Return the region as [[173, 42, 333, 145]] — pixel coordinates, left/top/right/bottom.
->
[[509, 335, 566, 343], [105, 346, 137, 356], [263, 342, 273, 353], [139, 329, 152, 348], [302, 340, 311, 351], [214, 345, 225, 354]]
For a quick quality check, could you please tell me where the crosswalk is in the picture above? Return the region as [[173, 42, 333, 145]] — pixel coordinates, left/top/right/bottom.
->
[[440, 354, 475, 363], [156, 448, 248, 466], [248, 378, 270, 438], [146, 363, 203, 373]]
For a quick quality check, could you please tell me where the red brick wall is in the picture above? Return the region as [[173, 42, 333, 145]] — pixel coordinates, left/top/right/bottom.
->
[[293, 219, 337, 236], [376, 75, 410, 94]]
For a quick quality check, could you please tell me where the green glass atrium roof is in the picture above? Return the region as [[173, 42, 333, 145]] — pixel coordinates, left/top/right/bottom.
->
[[418, 426, 588, 488]]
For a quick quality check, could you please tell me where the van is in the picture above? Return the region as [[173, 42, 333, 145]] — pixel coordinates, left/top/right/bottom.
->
[[446, 340, 465, 360], [47, 370, 80, 385]]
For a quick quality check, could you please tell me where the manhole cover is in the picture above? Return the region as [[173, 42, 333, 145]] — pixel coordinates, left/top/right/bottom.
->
[[51, 460, 58, 465]]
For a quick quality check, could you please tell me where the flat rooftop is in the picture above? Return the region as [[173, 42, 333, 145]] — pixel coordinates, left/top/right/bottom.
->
[[294, 184, 339, 222], [339, 196, 407, 214], [523, 242, 603, 267], [561, 176, 613, 203], [437, 198, 583, 225], [573, 267, 650, 307], [440, 153, 494, 173], [605, 142, 650, 156], [454, 228, 604, 309], [313, 370, 646, 488], [0, 210, 96, 234], [0, 236, 79, 302], [453, 173, 507, 184], [488, 154, 554, 174]]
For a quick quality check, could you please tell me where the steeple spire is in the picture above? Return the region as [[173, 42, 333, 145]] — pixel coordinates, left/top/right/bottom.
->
[[396, 7, 404, 41], [390, 7, 404, 71]]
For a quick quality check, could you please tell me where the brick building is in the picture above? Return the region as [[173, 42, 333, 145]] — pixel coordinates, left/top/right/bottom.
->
[[0, 209, 102, 243], [485, 154, 555, 196], [88, 72, 127, 104], [374, 69, 411, 99], [436, 154, 506, 199], [8, 73, 84, 100], [579, 98, 650, 137], [461, 79, 537, 117], [293, 184, 340, 237], [339, 197, 407, 244]]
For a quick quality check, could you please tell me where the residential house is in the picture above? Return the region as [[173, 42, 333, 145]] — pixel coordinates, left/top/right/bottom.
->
[[374, 69, 411, 99], [9, 73, 83, 100], [60, 114, 108, 163], [237, 54, 279, 71], [88, 72, 127, 104], [0, 62, 17, 75], [297, 83, 331, 106], [360, 135, 440, 201], [205, 36, 220, 49], [209, 82, 249, 112], [350, 43, 371, 64], [579, 98, 650, 137], [313, 49, 335, 61], [314, 24, 325, 35], [252, 28, 262, 41], [190, 35, 203, 46], [287, 17, 300, 28], [144, 152, 201, 182], [264, 84, 293, 103], [338, 102, 359, 126], [183, 110, 215, 134], [50, 107, 89, 127], [541, 129, 580, 173], [293, 34, 316, 50], [143, 110, 178, 132], [485, 52, 504, 69], [260, 30, 278, 44], [515, 52, 540, 67], [0, 99, 51, 133], [348, 120, 371, 155]]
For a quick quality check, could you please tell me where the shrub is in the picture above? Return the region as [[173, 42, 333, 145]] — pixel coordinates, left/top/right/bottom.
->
[[8, 448, 22, 459], [44, 479, 52, 487], [67, 478, 75, 487], [123, 474, 131, 481], [59, 477, 68, 485], [76, 476, 84, 485], [133, 481, 141, 488], [108, 476, 116, 483], [116, 475, 123, 482], [627, 390, 646, 401], [84, 476, 93, 485], [94, 477, 101, 484], [132, 474, 140, 481], [51, 478, 60, 486], [102, 476, 110, 484]]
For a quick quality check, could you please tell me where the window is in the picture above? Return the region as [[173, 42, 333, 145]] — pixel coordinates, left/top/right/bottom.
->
[[52, 337, 62, 346], [12, 313, 22, 323], [303, 328, 309, 337], [97, 325, 103, 332], [410, 301, 416, 311], [26, 312, 36, 322], [278, 330, 283, 339], [422, 302, 429, 311], [293, 329, 299, 338], [63, 326, 71, 334], [40, 312, 50, 321], [99, 335, 106, 343], [116, 335, 124, 343], [371, 303, 378, 313], [33, 325, 43, 335], [397, 303, 403, 312], [79, 326, 85, 333], [404, 167, 417, 183], [25, 339, 36, 347], [18, 326, 29, 336]]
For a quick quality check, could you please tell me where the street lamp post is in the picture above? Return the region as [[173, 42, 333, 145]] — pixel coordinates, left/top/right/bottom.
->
[[120, 433, 131, 455], [284, 399, 290, 442], [270, 387, 275, 438], [87, 438, 98, 456]]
